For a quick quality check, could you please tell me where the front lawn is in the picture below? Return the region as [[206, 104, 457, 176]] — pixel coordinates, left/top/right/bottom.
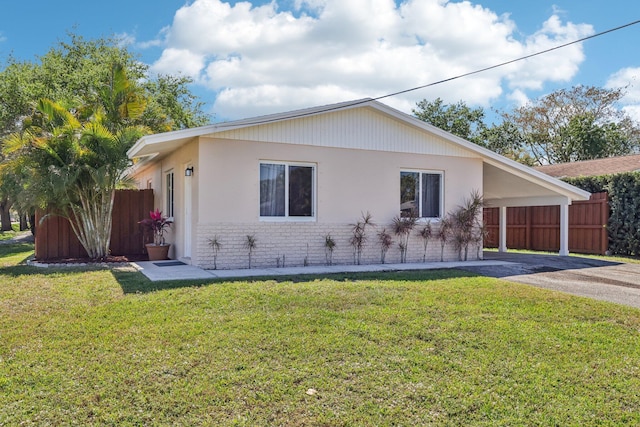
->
[[2, 243, 640, 425], [0, 223, 22, 241]]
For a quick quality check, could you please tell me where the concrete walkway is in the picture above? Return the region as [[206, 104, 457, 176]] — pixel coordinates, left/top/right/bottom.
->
[[134, 252, 640, 309], [132, 258, 513, 282]]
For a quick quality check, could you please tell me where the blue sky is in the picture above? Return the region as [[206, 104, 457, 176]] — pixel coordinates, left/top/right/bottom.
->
[[1, 1, 639, 123]]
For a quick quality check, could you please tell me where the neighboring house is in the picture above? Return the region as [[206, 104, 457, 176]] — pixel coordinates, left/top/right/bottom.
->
[[127, 99, 590, 269], [535, 154, 640, 178]]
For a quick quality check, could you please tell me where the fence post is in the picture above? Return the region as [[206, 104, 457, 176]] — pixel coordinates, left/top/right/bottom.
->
[[600, 192, 609, 255], [525, 206, 532, 250], [559, 202, 570, 256], [499, 206, 508, 252]]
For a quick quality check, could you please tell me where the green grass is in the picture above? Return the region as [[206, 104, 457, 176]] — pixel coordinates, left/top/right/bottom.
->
[[0, 223, 22, 241], [2, 243, 640, 425]]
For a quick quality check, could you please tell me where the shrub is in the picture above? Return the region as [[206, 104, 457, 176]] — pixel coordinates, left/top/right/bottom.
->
[[565, 172, 640, 256]]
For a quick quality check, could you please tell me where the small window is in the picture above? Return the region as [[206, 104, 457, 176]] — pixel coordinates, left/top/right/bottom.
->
[[400, 170, 442, 218], [165, 171, 175, 218], [260, 162, 315, 219]]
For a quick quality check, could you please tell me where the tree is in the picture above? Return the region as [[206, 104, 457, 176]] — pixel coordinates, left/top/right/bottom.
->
[[413, 98, 487, 144], [0, 34, 210, 231], [501, 85, 640, 165], [478, 121, 536, 166], [5, 64, 147, 259]]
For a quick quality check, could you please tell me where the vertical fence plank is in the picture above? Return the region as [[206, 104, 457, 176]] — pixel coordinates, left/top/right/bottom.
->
[[482, 192, 609, 255], [35, 189, 154, 260]]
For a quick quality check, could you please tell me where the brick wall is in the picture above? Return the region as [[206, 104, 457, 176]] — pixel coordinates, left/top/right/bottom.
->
[[195, 222, 469, 269]]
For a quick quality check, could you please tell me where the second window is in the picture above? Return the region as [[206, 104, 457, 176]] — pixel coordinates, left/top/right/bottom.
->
[[260, 162, 315, 219], [400, 170, 442, 218]]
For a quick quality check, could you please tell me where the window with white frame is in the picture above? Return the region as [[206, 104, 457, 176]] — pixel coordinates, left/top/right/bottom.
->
[[400, 170, 442, 218], [260, 162, 315, 219], [165, 171, 175, 219]]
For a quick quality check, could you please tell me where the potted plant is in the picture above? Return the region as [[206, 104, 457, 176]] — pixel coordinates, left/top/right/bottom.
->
[[139, 209, 173, 261]]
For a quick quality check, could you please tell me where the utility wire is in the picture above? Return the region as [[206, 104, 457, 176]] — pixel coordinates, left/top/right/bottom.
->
[[214, 18, 640, 128], [374, 18, 640, 101]]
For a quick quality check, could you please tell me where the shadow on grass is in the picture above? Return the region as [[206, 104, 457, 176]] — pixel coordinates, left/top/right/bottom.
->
[[112, 267, 481, 294]]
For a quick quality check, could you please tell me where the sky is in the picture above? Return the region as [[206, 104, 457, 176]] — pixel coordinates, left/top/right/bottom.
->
[[1, 0, 639, 123]]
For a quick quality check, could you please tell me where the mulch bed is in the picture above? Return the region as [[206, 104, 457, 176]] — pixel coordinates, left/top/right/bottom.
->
[[34, 254, 149, 264]]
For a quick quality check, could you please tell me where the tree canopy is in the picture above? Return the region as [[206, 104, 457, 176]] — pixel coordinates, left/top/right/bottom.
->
[[501, 86, 640, 165], [412, 98, 487, 145], [0, 34, 211, 231], [413, 86, 640, 166]]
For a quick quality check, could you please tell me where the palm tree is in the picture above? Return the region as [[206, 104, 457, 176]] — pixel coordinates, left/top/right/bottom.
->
[[436, 217, 452, 262], [392, 212, 417, 263], [3, 64, 148, 260], [450, 190, 483, 261]]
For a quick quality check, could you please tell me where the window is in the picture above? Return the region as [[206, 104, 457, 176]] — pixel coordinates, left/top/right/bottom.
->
[[400, 171, 442, 218], [165, 171, 174, 218], [260, 162, 315, 219]]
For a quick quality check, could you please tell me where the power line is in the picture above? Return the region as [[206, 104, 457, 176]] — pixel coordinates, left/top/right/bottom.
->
[[215, 18, 640, 128], [375, 19, 640, 101]]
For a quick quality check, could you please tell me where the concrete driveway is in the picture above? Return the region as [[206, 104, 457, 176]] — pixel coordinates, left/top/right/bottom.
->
[[462, 251, 640, 309]]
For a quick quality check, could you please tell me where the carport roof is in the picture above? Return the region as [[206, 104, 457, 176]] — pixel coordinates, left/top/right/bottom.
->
[[128, 98, 590, 207]]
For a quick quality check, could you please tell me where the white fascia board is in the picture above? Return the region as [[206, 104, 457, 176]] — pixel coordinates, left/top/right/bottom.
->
[[127, 125, 218, 158], [485, 196, 571, 208]]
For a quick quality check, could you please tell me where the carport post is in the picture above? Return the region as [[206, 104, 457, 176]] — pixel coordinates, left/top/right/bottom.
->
[[559, 202, 570, 256], [499, 206, 507, 253]]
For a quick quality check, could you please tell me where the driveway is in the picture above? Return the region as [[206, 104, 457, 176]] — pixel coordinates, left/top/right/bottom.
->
[[462, 251, 640, 309]]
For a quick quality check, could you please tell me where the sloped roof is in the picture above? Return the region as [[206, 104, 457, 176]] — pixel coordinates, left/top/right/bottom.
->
[[128, 98, 590, 206], [535, 154, 640, 178]]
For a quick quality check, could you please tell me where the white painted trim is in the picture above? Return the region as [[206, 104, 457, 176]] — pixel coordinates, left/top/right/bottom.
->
[[499, 206, 508, 253], [164, 170, 175, 220], [184, 163, 193, 258], [258, 161, 317, 221], [559, 203, 570, 256], [486, 196, 572, 208], [399, 169, 444, 219]]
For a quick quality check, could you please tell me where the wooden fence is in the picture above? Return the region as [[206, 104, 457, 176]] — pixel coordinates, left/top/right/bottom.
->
[[35, 189, 154, 260], [483, 192, 609, 255]]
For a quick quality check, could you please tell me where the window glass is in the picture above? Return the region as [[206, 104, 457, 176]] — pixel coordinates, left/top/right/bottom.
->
[[289, 166, 313, 217], [422, 173, 441, 218], [260, 162, 315, 219], [165, 172, 174, 218], [400, 171, 442, 218], [400, 172, 419, 217], [260, 163, 286, 216]]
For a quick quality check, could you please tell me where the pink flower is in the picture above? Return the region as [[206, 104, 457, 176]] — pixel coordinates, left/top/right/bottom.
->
[[139, 209, 173, 245]]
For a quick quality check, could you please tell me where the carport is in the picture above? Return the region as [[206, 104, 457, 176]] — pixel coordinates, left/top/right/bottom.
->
[[481, 157, 591, 256]]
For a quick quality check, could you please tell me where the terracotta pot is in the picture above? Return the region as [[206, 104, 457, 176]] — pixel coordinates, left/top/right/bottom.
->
[[146, 243, 170, 261]]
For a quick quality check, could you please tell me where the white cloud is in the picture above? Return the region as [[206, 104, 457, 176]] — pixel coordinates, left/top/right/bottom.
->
[[622, 105, 640, 123], [152, 0, 594, 119], [507, 89, 530, 107], [606, 67, 640, 122], [606, 67, 640, 103], [153, 48, 207, 78]]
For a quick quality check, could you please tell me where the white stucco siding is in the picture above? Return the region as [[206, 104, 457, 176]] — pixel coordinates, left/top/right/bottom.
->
[[212, 107, 476, 159], [130, 140, 199, 262], [198, 137, 483, 225], [192, 137, 483, 268]]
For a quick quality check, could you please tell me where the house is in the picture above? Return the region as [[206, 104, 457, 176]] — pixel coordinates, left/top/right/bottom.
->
[[126, 98, 590, 269], [535, 154, 640, 178]]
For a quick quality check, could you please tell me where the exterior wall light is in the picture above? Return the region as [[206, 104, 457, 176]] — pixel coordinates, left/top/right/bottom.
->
[[185, 166, 194, 177]]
